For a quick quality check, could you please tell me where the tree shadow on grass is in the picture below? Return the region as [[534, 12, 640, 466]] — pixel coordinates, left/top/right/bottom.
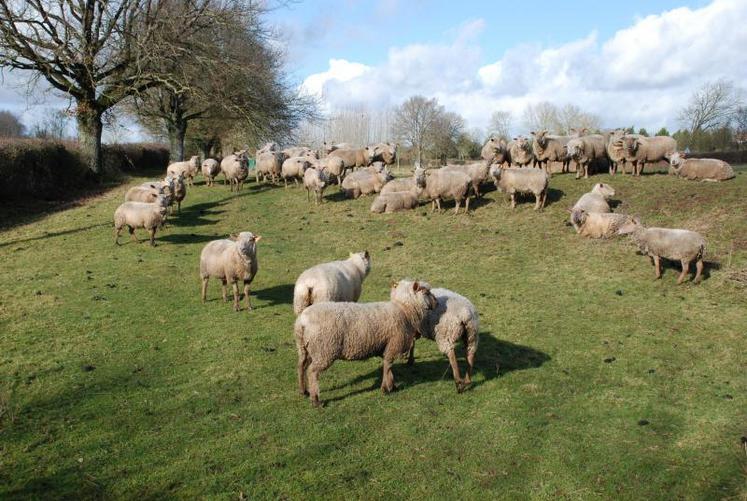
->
[[158, 233, 217, 245], [166, 199, 229, 227], [323, 333, 550, 404], [0, 222, 111, 249], [254, 283, 294, 306]]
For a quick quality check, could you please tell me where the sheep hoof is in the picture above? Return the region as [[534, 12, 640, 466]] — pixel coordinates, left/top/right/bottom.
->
[[299, 390, 309, 397], [311, 398, 323, 408]]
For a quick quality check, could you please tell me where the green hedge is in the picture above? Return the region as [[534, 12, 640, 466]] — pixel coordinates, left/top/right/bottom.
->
[[0, 139, 169, 200]]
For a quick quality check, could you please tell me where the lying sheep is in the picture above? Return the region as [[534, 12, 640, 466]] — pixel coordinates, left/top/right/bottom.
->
[[370, 190, 420, 213], [509, 136, 534, 167], [199, 232, 261, 312], [408, 287, 479, 393], [442, 162, 491, 197], [490, 166, 549, 210], [125, 186, 160, 204], [567, 134, 607, 179], [294, 279, 437, 407], [114, 196, 169, 246], [669, 152, 735, 182], [422, 169, 471, 214], [621, 135, 676, 176], [572, 183, 615, 214], [221, 151, 249, 191], [282, 156, 311, 188], [341, 168, 393, 199], [570, 210, 633, 238], [201, 158, 220, 186], [380, 167, 426, 194], [166, 156, 199, 186], [616, 217, 706, 284], [303, 166, 329, 205], [293, 251, 372, 315]]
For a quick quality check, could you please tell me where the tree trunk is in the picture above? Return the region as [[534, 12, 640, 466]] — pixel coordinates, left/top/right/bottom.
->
[[76, 102, 104, 175], [167, 119, 188, 162]]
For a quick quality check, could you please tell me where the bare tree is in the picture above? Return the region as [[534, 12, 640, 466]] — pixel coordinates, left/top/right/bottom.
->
[[555, 104, 600, 134], [678, 79, 743, 133], [522, 102, 559, 133], [0, 0, 234, 173], [392, 96, 442, 163], [488, 110, 512, 140], [0, 110, 24, 137], [30, 108, 71, 139]]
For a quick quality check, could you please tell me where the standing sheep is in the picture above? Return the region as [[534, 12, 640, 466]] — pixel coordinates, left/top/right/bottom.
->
[[125, 186, 161, 204], [442, 162, 491, 197], [281, 156, 311, 188], [166, 156, 199, 186], [293, 251, 371, 315], [294, 279, 437, 407], [408, 287, 479, 393], [490, 166, 549, 210], [509, 136, 534, 167], [328, 146, 375, 171], [621, 135, 676, 176], [606, 130, 635, 175], [201, 158, 221, 186], [321, 156, 347, 186], [567, 134, 607, 179], [668, 152, 735, 181], [221, 151, 249, 191], [199, 232, 261, 312], [171, 173, 186, 213], [570, 210, 633, 239], [616, 218, 706, 284], [303, 166, 330, 205], [571, 183, 615, 214], [422, 169, 472, 214], [256, 151, 285, 184], [531, 130, 570, 175], [113, 196, 169, 246]]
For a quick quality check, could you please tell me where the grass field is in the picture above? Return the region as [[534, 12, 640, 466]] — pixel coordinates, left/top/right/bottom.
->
[[1, 166, 746, 499]]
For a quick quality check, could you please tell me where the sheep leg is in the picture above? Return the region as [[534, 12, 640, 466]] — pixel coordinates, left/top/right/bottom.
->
[[177, 201, 181, 214], [221, 279, 228, 302], [465, 196, 470, 213], [284, 178, 288, 189], [381, 357, 396, 393], [243, 282, 252, 311], [297, 351, 310, 396], [447, 349, 466, 393], [453, 199, 460, 215], [232, 282, 240, 311], [677, 259, 691, 285], [465, 351, 475, 385], [407, 343, 415, 366], [510, 193, 516, 209], [694, 259, 704, 284], [149, 228, 156, 247], [128, 226, 138, 243], [306, 188, 310, 202], [201, 277, 209, 303], [114, 227, 122, 245], [307, 366, 322, 407], [653, 255, 662, 280], [430, 200, 436, 212]]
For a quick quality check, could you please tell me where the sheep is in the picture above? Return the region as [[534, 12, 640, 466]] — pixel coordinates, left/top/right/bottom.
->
[[283, 146, 317, 159], [380, 167, 426, 194], [199, 232, 261, 312], [481, 136, 510, 166], [125, 186, 161, 204], [113, 196, 169, 247], [616, 217, 706, 284], [489, 165, 549, 210], [281, 156, 311, 188], [294, 279, 437, 407], [370, 185, 422, 213], [322, 141, 354, 155], [509, 136, 534, 167], [407, 287, 479, 393], [170, 173, 186, 213], [139, 177, 174, 205], [571, 183, 615, 214], [327, 145, 375, 171], [293, 251, 372, 315], [370, 142, 397, 165], [606, 130, 635, 175], [567, 134, 607, 179], [621, 135, 676, 176], [256, 142, 277, 155], [321, 156, 347, 186], [221, 151, 249, 191], [201, 158, 220, 186], [570, 209, 633, 238], [166, 156, 199, 186], [531, 130, 570, 175], [668, 152, 735, 182], [303, 166, 330, 205], [442, 161, 491, 197], [256, 151, 285, 184], [421, 169, 471, 214], [341, 167, 393, 199]]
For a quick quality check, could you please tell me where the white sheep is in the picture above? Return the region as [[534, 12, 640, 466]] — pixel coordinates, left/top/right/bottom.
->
[[199, 232, 261, 311], [166, 156, 199, 186], [113, 196, 169, 246], [303, 166, 330, 205], [572, 183, 615, 214], [421, 169, 471, 214], [489, 166, 549, 210], [570, 210, 633, 239], [281, 156, 311, 188], [293, 251, 371, 315], [380, 167, 426, 194], [668, 152, 735, 181], [201, 158, 220, 186]]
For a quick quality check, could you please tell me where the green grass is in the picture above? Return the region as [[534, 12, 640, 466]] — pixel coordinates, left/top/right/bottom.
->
[[1, 167, 746, 499]]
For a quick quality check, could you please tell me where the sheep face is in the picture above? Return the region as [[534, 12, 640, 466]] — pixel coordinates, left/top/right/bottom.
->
[[390, 279, 437, 311], [231, 232, 261, 256], [669, 152, 685, 167], [364, 146, 376, 164], [592, 183, 615, 199], [350, 250, 371, 274], [622, 136, 640, 155], [567, 139, 584, 159], [616, 217, 642, 235]]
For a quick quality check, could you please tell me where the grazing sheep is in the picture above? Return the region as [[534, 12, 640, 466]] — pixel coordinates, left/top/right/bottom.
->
[[442, 162, 491, 197], [256, 151, 285, 184], [422, 169, 471, 214], [572, 183, 615, 214], [616, 217, 706, 284], [328, 146, 375, 171], [621, 135, 676, 176], [669, 152, 735, 182], [567, 134, 607, 179], [489, 166, 549, 210], [221, 151, 249, 191], [199, 232, 261, 312], [171, 173, 186, 213], [201, 158, 220, 186], [341, 168, 393, 199], [293, 251, 372, 315], [481, 136, 510, 166], [281, 156, 311, 188], [531, 130, 571, 175], [125, 186, 160, 204], [380, 167, 426, 194], [113, 196, 169, 246], [407, 287, 479, 392], [509, 136, 534, 167], [303, 166, 330, 205], [294, 279, 437, 407], [570, 210, 633, 238], [166, 156, 199, 186]]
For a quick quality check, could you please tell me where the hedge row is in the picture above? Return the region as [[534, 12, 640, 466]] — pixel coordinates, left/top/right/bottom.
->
[[686, 150, 747, 165], [0, 139, 169, 200]]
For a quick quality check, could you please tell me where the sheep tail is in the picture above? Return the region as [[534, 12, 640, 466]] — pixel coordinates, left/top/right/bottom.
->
[[293, 285, 313, 315]]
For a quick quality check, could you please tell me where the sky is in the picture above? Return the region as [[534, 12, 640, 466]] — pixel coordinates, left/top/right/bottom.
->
[[1, 0, 745, 140]]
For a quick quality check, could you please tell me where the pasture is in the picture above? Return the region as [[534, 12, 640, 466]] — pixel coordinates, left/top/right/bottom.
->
[[1, 167, 746, 499]]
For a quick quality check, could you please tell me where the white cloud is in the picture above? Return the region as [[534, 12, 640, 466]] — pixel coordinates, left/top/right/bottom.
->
[[301, 0, 747, 133]]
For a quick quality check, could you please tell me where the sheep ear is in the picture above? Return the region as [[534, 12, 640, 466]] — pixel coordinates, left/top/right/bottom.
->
[[530, 131, 536, 136], [229, 233, 238, 241], [363, 250, 370, 259], [412, 281, 420, 292], [254, 235, 262, 242], [390, 280, 398, 288]]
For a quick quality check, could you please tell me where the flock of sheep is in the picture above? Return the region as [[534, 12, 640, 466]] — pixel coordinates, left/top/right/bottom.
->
[[109, 128, 735, 406]]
